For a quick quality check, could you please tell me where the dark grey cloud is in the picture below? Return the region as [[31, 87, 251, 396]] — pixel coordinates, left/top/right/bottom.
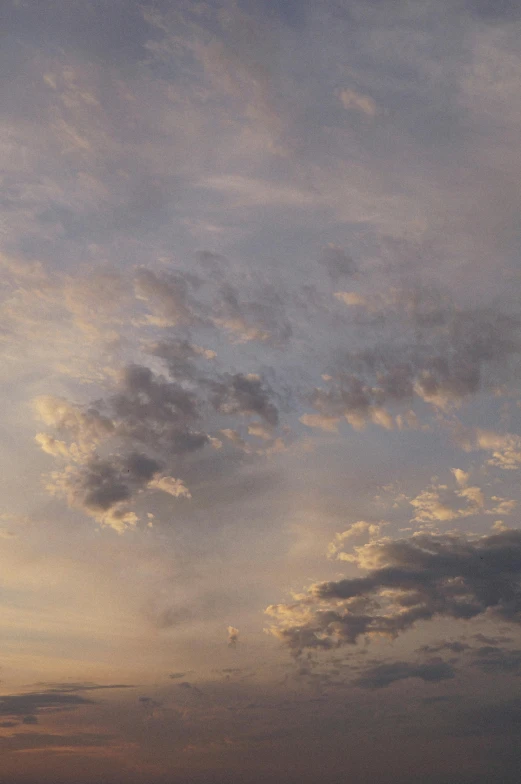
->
[[0, 731, 114, 752], [143, 603, 194, 630], [354, 659, 456, 689], [0, 684, 134, 727], [306, 295, 521, 426], [111, 363, 204, 450], [211, 373, 279, 426], [422, 695, 463, 705], [55, 451, 162, 518], [417, 640, 471, 655], [214, 281, 292, 346], [37, 339, 283, 528], [0, 691, 93, 718], [465, 0, 521, 22], [267, 529, 521, 655], [134, 261, 292, 347], [31, 682, 135, 693], [473, 633, 514, 645], [134, 268, 204, 328], [177, 681, 202, 695], [319, 245, 356, 281], [453, 698, 521, 739], [146, 339, 215, 382], [471, 646, 521, 674]]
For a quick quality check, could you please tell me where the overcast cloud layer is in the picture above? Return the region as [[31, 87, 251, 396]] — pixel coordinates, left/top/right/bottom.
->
[[3, 1, 521, 782]]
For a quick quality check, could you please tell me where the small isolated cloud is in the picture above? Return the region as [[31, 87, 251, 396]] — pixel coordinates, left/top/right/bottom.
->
[[339, 88, 378, 117], [334, 291, 368, 307], [148, 475, 192, 499], [228, 626, 239, 648]]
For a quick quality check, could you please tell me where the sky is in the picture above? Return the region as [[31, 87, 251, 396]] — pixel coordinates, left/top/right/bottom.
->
[[3, 0, 521, 782]]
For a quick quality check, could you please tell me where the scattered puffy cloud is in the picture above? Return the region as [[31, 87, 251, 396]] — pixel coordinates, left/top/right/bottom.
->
[[34, 349, 284, 530], [5, 2, 521, 780], [460, 428, 521, 470], [409, 480, 485, 523], [328, 522, 385, 562]]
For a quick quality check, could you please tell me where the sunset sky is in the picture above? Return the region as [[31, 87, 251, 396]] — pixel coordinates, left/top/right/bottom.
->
[[3, 1, 521, 782]]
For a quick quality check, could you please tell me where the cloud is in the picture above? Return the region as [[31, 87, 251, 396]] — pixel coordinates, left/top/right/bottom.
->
[[134, 268, 204, 328], [0, 691, 94, 719], [299, 413, 340, 432], [213, 282, 292, 345], [146, 339, 216, 381], [306, 376, 396, 432], [319, 245, 356, 280], [228, 626, 239, 647], [460, 428, 521, 470], [471, 645, 521, 674], [328, 522, 385, 562], [34, 325, 286, 529], [409, 480, 485, 523], [354, 659, 456, 689], [46, 452, 163, 532], [34, 362, 208, 529], [30, 682, 135, 693], [148, 475, 192, 499], [33, 395, 114, 457], [0, 731, 114, 752], [473, 633, 513, 645], [417, 640, 471, 655], [339, 88, 378, 117], [266, 529, 521, 655], [306, 295, 521, 428], [211, 373, 279, 427]]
